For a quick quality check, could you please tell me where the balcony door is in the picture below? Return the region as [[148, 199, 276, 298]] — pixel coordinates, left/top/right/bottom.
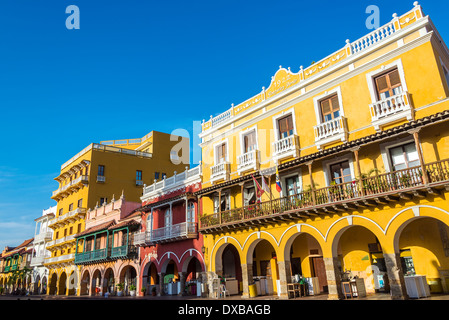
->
[[217, 143, 227, 164], [329, 161, 352, 185], [320, 94, 340, 123], [285, 175, 301, 197], [243, 131, 257, 154], [375, 68, 403, 100], [389, 142, 419, 171], [277, 114, 294, 139], [165, 208, 172, 238]]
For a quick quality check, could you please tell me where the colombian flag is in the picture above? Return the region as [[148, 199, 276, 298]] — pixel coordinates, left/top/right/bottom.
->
[[276, 166, 282, 193]]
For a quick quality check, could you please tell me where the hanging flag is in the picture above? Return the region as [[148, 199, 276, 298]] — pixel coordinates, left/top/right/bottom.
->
[[261, 175, 271, 196], [251, 174, 264, 200], [276, 166, 282, 193]]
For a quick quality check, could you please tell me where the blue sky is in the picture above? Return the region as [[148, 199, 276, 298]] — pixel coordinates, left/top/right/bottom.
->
[[0, 0, 447, 247]]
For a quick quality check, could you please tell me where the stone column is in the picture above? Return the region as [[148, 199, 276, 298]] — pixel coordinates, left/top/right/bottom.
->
[[158, 272, 165, 296], [277, 260, 291, 299], [323, 257, 343, 300], [178, 272, 186, 296], [384, 253, 408, 300], [241, 263, 253, 298]]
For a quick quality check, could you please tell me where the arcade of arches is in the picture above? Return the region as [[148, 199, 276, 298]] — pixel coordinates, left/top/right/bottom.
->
[[203, 204, 449, 299]]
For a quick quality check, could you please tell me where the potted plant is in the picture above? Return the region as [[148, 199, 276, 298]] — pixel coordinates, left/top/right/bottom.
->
[[151, 286, 157, 296], [140, 286, 146, 296], [129, 284, 136, 296], [116, 283, 124, 297]]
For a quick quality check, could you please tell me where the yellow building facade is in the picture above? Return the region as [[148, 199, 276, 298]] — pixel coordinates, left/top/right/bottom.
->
[[45, 130, 188, 296], [198, 3, 449, 300]]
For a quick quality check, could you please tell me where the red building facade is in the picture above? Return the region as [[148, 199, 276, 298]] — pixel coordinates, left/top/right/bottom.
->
[[134, 166, 204, 296]]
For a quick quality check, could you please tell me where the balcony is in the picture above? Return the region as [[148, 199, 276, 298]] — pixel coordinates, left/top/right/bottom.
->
[[134, 231, 151, 246], [75, 248, 109, 264], [48, 207, 86, 229], [314, 117, 348, 150], [51, 175, 89, 200], [200, 158, 449, 233], [97, 175, 106, 183], [34, 231, 53, 243], [151, 222, 197, 244], [237, 150, 260, 175], [30, 253, 51, 267], [272, 135, 300, 164], [44, 253, 75, 265], [110, 245, 137, 259], [369, 91, 414, 132], [210, 162, 230, 184]]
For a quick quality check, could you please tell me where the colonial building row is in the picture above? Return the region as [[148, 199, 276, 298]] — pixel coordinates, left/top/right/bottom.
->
[[2, 2, 449, 300]]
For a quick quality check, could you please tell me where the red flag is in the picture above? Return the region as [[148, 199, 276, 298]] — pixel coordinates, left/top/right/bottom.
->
[[251, 174, 264, 200]]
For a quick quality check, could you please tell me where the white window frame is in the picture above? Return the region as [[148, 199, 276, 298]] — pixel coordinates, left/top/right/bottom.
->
[[213, 138, 229, 165], [366, 59, 408, 104], [239, 125, 259, 155], [272, 108, 298, 141], [313, 86, 345, 126], [380, 137, 420, 173], [322, 153, 356, 187]]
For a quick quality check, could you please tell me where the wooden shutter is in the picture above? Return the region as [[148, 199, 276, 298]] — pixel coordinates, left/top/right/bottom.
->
[[375, 68, 402, 99], [320, 94, 340, 121], [278, 115, 293, 137]]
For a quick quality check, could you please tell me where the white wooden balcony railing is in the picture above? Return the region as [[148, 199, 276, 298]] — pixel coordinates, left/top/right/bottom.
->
[[314, 116, 348, 150], [44, 253, 75, 265], [369, 91, 413, 131], [142, 166, 202, 199], [48, 207, 87, 229], [210, 162, 230, 183], [272, 135, 300, 163], [151, 222, 197, 243], [134, 231, 152, 246], [237, 150, 260, 175], [52, 175, 89, 198], [34, 231, 53, 243]]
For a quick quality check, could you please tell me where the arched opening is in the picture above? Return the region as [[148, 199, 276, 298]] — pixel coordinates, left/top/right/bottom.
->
[[163, 260, 179, 295], [183, 256, 203, 296], [247, 239, 279, 297], [215, 243, 242, 295], [333, 225, 386, 297], [396, 217, 449, 295], [41, 276, 47, 295], [285, 233, 328, 295], [80, 270, 90, 296], [119, 265, 137, 296], [58, 272, 67, 296], [33, 275, 41, 295], [103, 268, 115, 295], [91, 269, 102, 296], [49, 273, 58, 295], [142, 262, 159, 296]]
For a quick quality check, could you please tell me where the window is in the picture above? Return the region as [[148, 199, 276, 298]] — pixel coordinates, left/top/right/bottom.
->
[[69, 226, 73, 234], [136, 170, 143, 181], [243, 187, 257, 206], [330, 161, 352, 185], [217, 143, 227, 163], [165, 209, 172, 227], [285, 176, 301, 197], [58, 208, 63, 216], [55, 231, 59, 239], [277, 114, 294, 139], [77, 224, 81, 233], [214, 192, 230, 213], [98, 165, 105, 177], [64, 229, 67, 237], [68, 203, 73, 212], [162, 173, 166, 179], [243, 131, 257, 154], [187, 202, 195, 224], [100, 197, 107, 206], [155, 172, 160, 180], [374, 68, 403, 100], [77, 199, 83, 208], [389, 142, 419, 171], [320, 94, 341, 122]]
